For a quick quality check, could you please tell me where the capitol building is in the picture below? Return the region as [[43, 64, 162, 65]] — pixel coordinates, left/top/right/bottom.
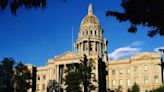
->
[[27, 4, 163, 92]]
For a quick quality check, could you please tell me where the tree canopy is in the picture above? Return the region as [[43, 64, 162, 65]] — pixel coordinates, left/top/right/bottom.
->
[[106, 0, 164, 37], [64, 64, 82, 92], [131, 83, 140, 92], [64, 55, 96, 92], [47, 80, 60, 92], [0, 58, 32, 92], [0, 0, 46, 15], [80, 55, 96, 92], [151, 85, 164, 92]]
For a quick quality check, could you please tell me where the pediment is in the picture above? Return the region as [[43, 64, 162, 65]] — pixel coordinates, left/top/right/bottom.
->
[[54, 51, 83, 61], [130, 52, 153, 60]]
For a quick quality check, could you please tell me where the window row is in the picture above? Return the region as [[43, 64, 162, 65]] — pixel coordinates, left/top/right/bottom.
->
[[81, 30, 101, 36], [112, 69, 130, 75], [112, 75, 158, 86], [37, 75, 46, 80], [111, 65, 159, 75]]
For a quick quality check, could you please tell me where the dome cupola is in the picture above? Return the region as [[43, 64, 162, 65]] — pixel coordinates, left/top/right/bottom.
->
[[74, 4, 108, 58], [80, 4, 100, 27]]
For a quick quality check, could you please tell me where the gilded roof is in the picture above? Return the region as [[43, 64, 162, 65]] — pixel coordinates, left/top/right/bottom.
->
[[80, 4, 100, 27]]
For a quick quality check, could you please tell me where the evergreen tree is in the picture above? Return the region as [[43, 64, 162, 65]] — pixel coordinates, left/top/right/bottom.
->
[[80, 55, 96, 92], [64, 55, 96, 92], [0, 58, 32, 92], [13, 62, 32, 92], [151, 85, 164, 92], [0, 58, 15, 92], [115, 85, 123, 92], [131, 83, 140, 92], [64, 64, 81, 92], [47, 80, 60, 92]]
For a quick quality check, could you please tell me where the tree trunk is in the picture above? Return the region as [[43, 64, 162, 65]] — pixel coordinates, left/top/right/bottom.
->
[[84, 84, 88, 92]]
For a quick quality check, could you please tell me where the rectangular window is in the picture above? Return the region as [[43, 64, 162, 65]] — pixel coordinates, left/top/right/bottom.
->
[[134, 66, 138, 72], [43, 84, 45, 90], [144, 76, 148, 83], [119, 80, 123, 86], [37, 84, 40, 90], [86, 31, 88, 34], [112, 80, 116, 86], [43, 75, 46, 80], [127, 79, 130, 86], [112, 70, 115, 75], [38, 76, 40, 80], [134, 77, 138, 83], [127, 69, 130, 74], [119, 69, 123, 75], [144, 65, 148, 71], [154, 75, 158, 83], [154, 65, 158, 71]]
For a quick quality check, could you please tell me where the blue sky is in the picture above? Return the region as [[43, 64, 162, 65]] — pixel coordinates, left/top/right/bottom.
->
[[0, 0, 164, 66]]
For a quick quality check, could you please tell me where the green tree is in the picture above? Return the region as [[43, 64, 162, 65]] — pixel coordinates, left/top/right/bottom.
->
[[106, 86, 122, 92], [64, 64, 81, 92], [0, 0, 46, 15], [115, 85, 123, 92], [64, 55, 96, 92], [0, 58, 32, 92], [0, 58, 15, 92], [131, 83, 140, 92], [151, 85, 164, 92], [47, 80, 60, 92], [80, 55, 96, 92], [13, 62, 32, 92], [106, 0, 164, 37]]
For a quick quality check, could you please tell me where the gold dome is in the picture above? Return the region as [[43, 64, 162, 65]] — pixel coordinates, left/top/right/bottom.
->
[[80, 4, 100, 27]]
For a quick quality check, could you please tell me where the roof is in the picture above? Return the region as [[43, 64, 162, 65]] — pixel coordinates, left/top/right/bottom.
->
[[80, 4, 100, 28]]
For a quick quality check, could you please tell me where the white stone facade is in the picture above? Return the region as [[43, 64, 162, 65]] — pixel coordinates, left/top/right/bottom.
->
[[107, 52, 163, 92]]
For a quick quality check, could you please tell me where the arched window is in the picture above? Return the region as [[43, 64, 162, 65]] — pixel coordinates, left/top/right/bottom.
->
[[95, 31, 97, 35], [91, 30, 92, 35]]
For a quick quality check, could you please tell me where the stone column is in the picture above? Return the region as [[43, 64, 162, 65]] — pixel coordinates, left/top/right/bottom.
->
[[97, 42, 99, 52], [62, 64, 67, 91], [56, 65, 59, 82], [88, 40, 90, 55], [82, 41, 84, 53], [63, 64, 66, 78], [80, 42, 82, 53], [93, 41, 95, 52], [100, 42, 102, 54], [82, 42, 84, 53], [95, 41, 97, 52], [104, 41, 107, 51], [77, 44, 79, 53]]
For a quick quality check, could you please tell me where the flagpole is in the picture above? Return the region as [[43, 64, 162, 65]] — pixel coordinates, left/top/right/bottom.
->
[[72, 26, 74, 52]]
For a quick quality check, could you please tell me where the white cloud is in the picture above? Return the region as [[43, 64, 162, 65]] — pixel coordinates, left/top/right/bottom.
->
[[130, 41, 145, 47], [108, 47, 142, 60], [154, 46, 164, 52]]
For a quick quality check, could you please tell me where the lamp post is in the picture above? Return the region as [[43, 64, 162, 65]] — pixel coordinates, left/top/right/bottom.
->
[[159, 49, 164, 84]]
